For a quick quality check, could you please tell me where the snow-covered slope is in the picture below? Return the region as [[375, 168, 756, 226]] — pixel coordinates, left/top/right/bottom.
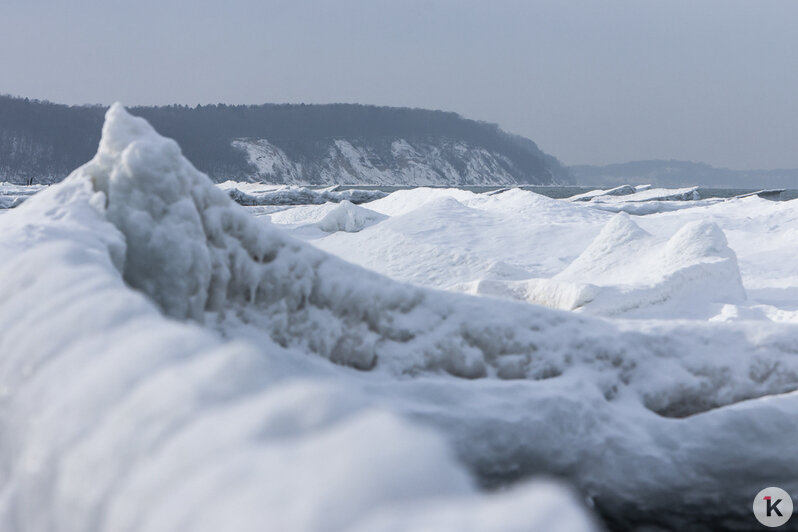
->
[[316, 201, 386, 233], [232, 137, 566, 186], [313, 188, 609, 288], [4, 105, 798, 530], [0, 95, 570, 186]]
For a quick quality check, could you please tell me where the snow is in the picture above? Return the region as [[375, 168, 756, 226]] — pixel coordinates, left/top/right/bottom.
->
[[231, 136, 542, 186], [314, 188, 609, 289], [570, 185, 700, 203], [361, 187, 482, 216], [479, 213, 749, 318], [3, 105, 798, 530], [586, 198, 724, 215], [564, 185, 712, 215], [316, 200, 386, 233], [567, 184, 639, 201], [265, 186, 798, 527], [0, 181, 46, 209], [231, 138, 300, 181], [0, 105, 597, 531]]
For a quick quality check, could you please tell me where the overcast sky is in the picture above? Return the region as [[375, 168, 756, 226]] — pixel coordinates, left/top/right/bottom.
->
[[2, 0, 797, 169]]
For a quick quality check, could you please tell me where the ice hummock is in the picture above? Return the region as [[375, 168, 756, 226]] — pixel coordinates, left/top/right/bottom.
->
[[567, 183, 640, 201], [219, 181, 388, 206], [487, 213, 749, 318], [2, 105, 798, 530], [316, 200, 386, 233], [568, 185, 700, 203], [564, 185, 716, 215], [0, 104, 597, 531]]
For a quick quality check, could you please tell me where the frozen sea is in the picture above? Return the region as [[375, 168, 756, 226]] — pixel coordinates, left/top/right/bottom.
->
[[2, 106, 798, 531]]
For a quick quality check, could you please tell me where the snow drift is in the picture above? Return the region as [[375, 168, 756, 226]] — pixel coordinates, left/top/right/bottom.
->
[[471, 213, 748, 318], [3, 105, 798, 530], [316, 201, 386, 233], [314, 188, 608, 291]]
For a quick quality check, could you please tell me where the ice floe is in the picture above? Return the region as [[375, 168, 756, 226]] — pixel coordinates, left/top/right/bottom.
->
[[219, 181, 387, 206]]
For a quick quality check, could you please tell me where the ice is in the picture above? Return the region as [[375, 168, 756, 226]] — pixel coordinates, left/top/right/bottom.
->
[[507, 214, 748, 318], [316, 200, 386, 233], [262, 202, 338, 226], [363, 187, 481, 216], [0, 105, 598, 531], [219, 181, 387, 206], [567, 184, 639, 201], [263, 201, 386, 240], [465, 187, 608, 223], [0, 182, 47, 209], [586, 198, 723, 215], [572, 185, 701, 203], [315, 188, 608, 290], [0, 196, 18, 209], [564, 185, 712, 215], [3, 105, 798, 529], [350, 481, 597, 532]]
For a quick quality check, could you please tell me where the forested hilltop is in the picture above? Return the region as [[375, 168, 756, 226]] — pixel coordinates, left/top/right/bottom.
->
[[0, 95, 569, 185]]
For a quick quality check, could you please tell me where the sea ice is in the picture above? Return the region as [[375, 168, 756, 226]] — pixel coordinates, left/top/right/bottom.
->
[[3, 105, 798, 530]]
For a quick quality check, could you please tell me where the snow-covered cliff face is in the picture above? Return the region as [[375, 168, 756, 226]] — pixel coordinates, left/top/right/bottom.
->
[[0, 95, 570, 186], [233, 137, 566, 186]]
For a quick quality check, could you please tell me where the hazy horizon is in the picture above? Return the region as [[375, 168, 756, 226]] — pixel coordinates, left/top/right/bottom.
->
[[3, 0, 797, 170]]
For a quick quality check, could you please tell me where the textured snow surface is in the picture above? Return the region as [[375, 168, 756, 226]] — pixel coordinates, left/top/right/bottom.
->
[[0, 106, 597, 532], [316, 201, 387, 233], [468, 213, 748, 318], [4, 105, 798, 531]]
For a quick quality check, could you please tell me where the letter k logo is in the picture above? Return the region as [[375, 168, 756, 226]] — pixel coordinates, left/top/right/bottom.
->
[[765, 496, 783, 517], [754, 487, 792, 527]]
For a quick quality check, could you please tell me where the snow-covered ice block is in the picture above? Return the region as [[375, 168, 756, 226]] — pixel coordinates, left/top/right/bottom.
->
[[0, 104, 598, 532], [476, 213, 747, 318], [221, 181, 387, 206], [587, 186, 700, 203], [567, 184, 638, 202], [316, 200, 386, 232]]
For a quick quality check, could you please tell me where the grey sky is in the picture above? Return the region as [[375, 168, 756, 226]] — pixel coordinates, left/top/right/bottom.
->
[[2, 0, 797, 169]]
